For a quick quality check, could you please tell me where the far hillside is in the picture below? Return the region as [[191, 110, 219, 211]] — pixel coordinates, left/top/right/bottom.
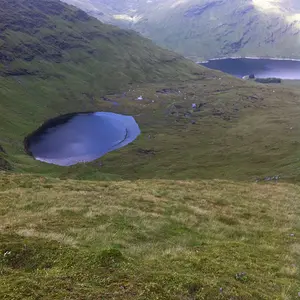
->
[[63, 0, 300, 61]]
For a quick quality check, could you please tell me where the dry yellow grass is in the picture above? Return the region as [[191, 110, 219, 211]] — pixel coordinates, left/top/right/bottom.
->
[[1, 173, 300, 299]]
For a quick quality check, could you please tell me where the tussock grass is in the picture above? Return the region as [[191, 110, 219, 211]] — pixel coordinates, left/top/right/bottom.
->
[[1, 174, 300, 299]]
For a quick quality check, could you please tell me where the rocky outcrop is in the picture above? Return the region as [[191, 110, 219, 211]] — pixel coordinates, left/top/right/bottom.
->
[[184, 2, 221, 18]]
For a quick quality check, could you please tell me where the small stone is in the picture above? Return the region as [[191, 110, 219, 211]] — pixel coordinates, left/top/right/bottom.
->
[[235, 272, 247, 282], [4, 251, 11, 257], [290, 233, 295, 237], [220, 287, 223, 293], [298, 291, 300, 297]]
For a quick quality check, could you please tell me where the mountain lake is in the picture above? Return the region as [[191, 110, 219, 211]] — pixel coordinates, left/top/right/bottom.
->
[[199, 57, 300, 79], [24, 112, 141, 166]]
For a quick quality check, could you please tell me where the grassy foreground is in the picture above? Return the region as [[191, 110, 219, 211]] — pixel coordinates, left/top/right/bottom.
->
[[1, 173, 300, 299]]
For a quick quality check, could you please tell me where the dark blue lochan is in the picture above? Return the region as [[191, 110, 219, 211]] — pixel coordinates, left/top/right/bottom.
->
[[24, 112, 141, 166]]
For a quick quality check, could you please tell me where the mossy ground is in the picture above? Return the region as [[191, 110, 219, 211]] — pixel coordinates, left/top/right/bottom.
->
[[1, 174, 300, 299]]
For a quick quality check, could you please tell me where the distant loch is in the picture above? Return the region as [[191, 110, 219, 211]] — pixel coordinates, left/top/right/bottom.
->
[[198, 57, 300, 79]]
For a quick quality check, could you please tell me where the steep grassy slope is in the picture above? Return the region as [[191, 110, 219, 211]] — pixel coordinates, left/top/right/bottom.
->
[[0, 0, 205, 165], [64, 0, 300, 61], [0, 0, 199, 83]]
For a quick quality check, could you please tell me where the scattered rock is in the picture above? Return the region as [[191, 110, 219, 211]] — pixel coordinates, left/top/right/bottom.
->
[[248, 95, 259, 100], [243, 74, 255, 80], [156, 88, 179, 94], [184, 2, 220, 17], [101, 96, 119, 105], [174, 104, 184, 109], [256, 175, 280, 182], [212, 109, 224, 116], [137, 148, 156, 156], [235, 272, 248, 282]]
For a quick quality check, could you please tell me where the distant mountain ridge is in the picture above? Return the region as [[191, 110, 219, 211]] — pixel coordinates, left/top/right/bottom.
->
[[62, 0, 300, 61]]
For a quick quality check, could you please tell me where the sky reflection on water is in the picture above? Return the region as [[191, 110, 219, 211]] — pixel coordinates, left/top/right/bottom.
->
[[27, 112, 140, 166]]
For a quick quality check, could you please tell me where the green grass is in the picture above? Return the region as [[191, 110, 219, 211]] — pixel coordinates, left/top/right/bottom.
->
[[13, 76, 300, 182], [3, 1, 300, 183], [3, 71, 300, 182], [1, 1, 300, 299], [0, 0, 205, 173], [1, 174, 300, 299]]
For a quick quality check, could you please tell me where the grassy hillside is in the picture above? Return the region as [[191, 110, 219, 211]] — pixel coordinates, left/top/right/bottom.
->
[[1, 1, 300, 182], [64, 0, 300, 61], [1, 1, 300, 299], [0, 0, 205, 168], [1, 174, 300, 299]]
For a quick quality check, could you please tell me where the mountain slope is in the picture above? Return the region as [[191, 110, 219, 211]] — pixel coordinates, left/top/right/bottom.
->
[[1, 1, 300, 299], [64, 0, 300, 61], [0, 0, 206, 162], [2, 0, 300, 183], [0, 0, 201, 85]]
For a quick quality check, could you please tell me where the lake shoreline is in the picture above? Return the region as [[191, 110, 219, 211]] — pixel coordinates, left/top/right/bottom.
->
[[198, 57, 300, 80], [197, 56, 300, 64]]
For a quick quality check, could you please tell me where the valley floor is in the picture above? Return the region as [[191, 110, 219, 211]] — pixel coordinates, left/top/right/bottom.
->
[[1, 173, 300, 299]]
